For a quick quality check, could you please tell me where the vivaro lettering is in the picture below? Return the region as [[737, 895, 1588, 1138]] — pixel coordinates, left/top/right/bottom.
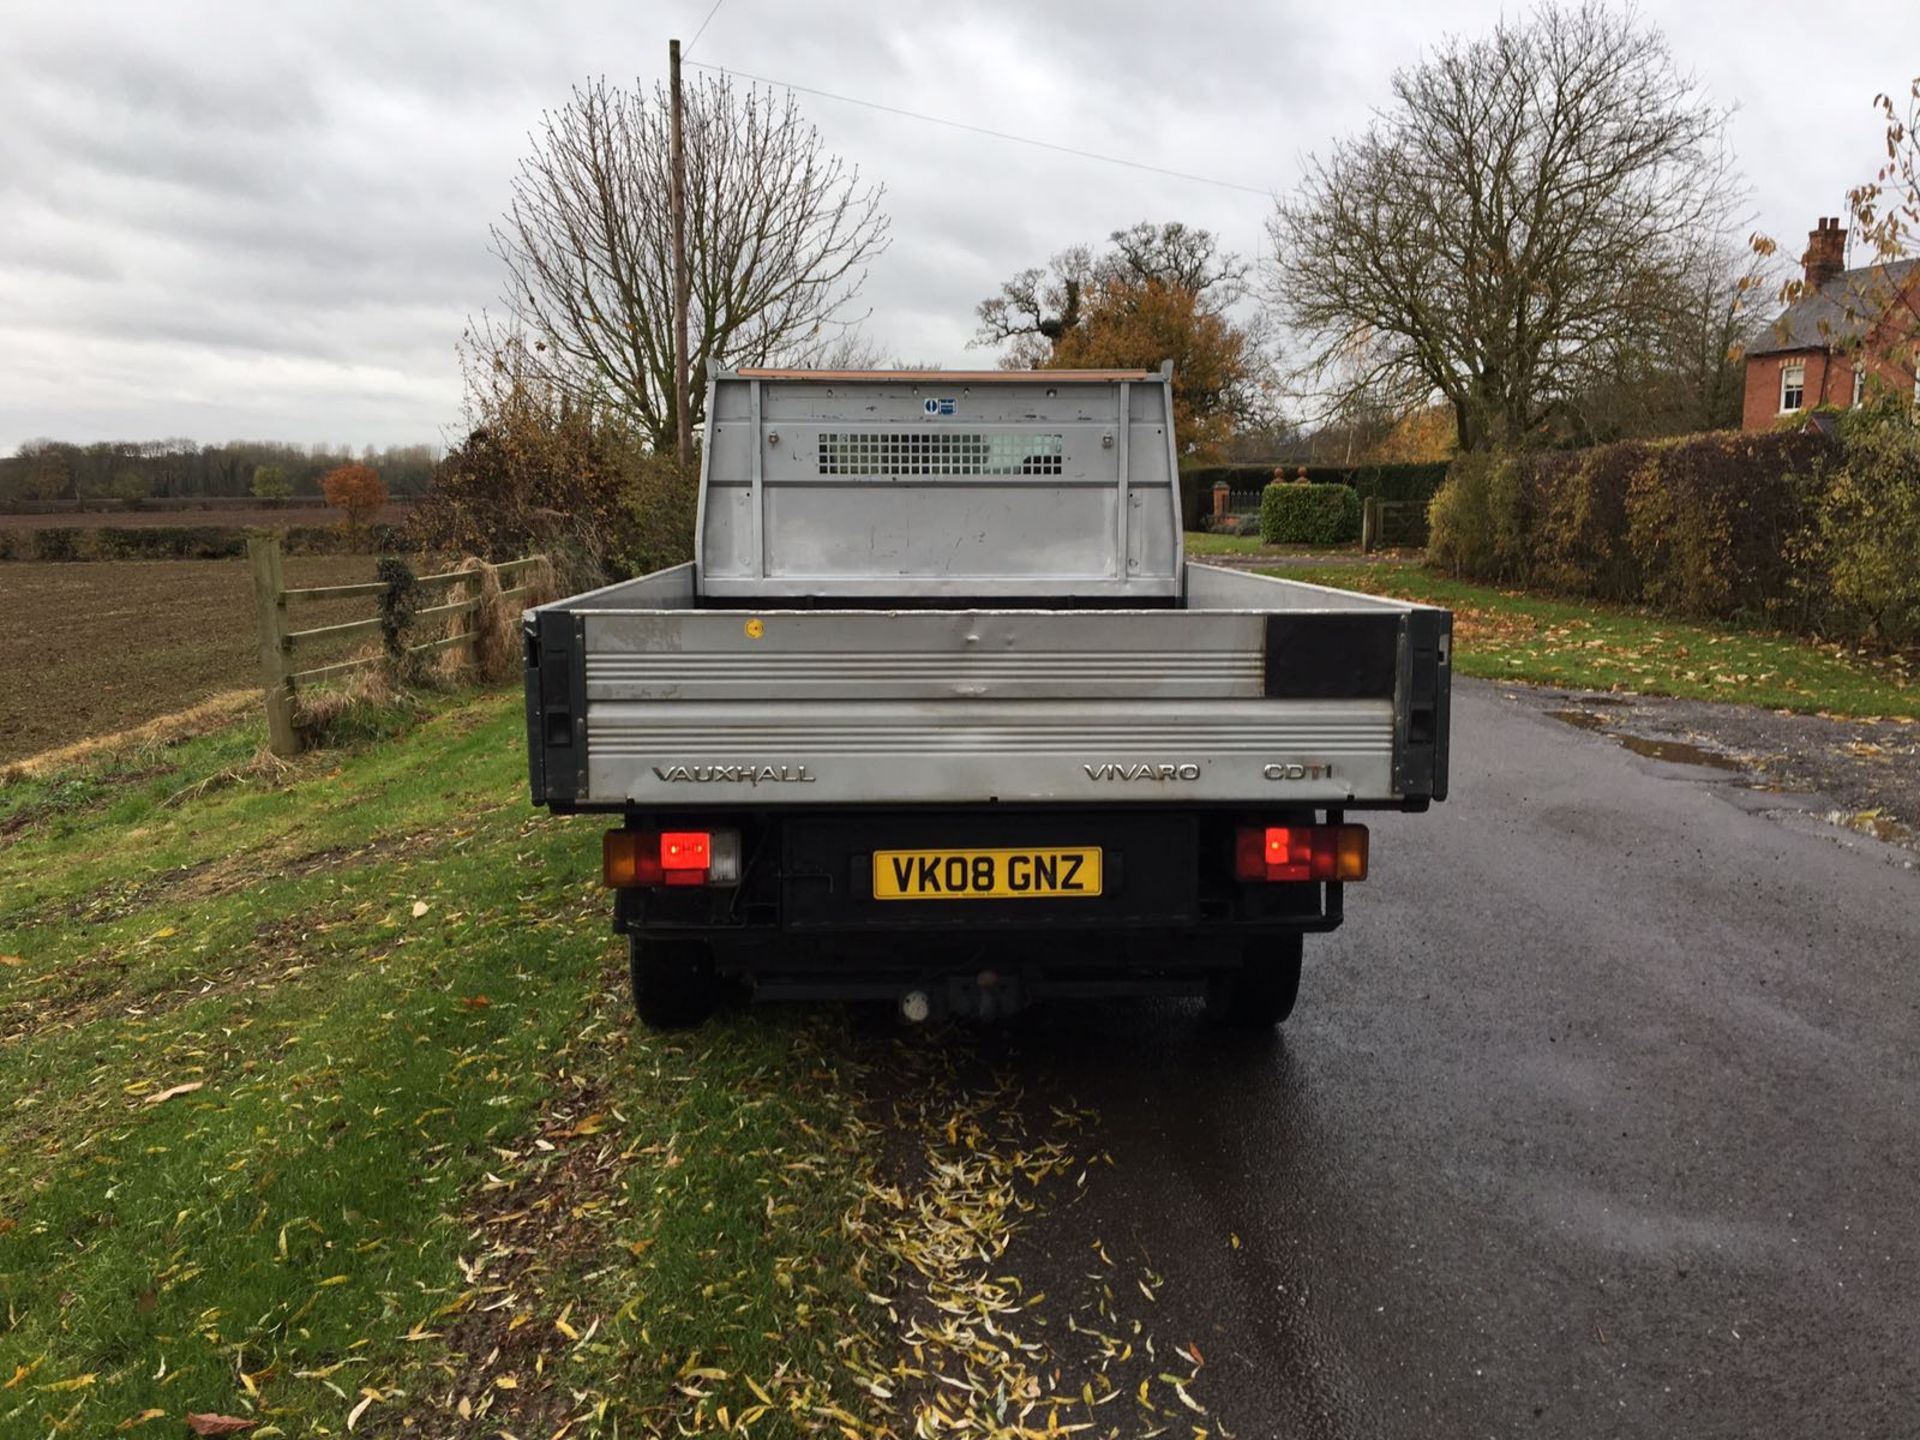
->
[[1084, 762, 1201, 782]]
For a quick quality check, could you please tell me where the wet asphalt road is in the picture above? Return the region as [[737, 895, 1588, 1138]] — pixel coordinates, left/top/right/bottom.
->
[[996, 678, 1920, 1439]]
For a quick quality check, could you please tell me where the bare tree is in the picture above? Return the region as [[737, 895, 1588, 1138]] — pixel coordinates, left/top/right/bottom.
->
[[971, 222, 1278, 455], [1104, 221, 1251, 304], [1567, 237, 1772, 441], [494, 74, 890, 452], [1268, 3, 1735, 451], [974, 245, 1095, 367], [805, 328, 891, 370], [975, 223, 1250, 361]]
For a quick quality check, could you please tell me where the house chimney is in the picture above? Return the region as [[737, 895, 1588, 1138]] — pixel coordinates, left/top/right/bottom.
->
[[1803, 216, 1846, 291]]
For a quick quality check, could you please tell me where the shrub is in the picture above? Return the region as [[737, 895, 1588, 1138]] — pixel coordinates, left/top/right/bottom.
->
[[90, 527, 247, 560], [1180, 462, 1448, 530], [1624, 431, 1828, 622], [1434, 431, 1834, 617], [1527, 441, 1646, 601], [1818, 402, 1920, 647], [410, 330, 686, 588], [1260, 482, 1362, 544], [1428, 453, 1528, 577], [616, 448, 698, 581], [33, 528, 86, 561]]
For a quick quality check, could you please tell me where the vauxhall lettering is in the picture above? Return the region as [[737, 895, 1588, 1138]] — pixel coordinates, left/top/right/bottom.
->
[[651, 764, 816, 785]]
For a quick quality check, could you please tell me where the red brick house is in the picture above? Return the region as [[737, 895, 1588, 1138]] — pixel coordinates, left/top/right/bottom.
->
[[1741, 216, 1920, 430]]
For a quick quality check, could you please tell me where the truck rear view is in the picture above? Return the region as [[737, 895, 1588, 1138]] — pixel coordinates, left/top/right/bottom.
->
[[524, 366, 1450, 1027]]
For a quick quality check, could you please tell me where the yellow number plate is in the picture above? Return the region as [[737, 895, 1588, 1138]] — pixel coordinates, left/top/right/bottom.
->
[[872, 847, 1103, 901]]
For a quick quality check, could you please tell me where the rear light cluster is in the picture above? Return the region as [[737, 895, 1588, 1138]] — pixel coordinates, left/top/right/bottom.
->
[[604, 829, 743, 888], [1234, 824, 1368, 883]]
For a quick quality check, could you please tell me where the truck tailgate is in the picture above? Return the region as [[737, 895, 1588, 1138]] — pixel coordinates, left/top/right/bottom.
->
[[525, 565, 1449, 810]]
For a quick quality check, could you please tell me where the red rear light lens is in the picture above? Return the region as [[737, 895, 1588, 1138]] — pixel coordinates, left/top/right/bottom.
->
[[659, 831, 711, 871], [1234, 824, 1368, 882], [659, 831, 711, 887]]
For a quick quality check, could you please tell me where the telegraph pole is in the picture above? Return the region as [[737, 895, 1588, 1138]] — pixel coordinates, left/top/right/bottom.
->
[[670, 38, 693, 470]]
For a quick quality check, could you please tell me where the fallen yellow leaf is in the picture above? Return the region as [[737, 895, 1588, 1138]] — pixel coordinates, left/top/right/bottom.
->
[[142, 1081, 204, 1107]]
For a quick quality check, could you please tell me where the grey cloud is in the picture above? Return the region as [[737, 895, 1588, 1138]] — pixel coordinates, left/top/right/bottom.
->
[[0, 0, 1906, 449]]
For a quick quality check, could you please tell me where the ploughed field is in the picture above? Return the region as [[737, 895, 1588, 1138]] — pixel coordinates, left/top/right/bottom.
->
[[0, 557, 379, 764]]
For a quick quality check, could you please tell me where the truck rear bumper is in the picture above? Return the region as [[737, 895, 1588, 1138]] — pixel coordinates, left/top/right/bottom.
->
[[611, 806, 1345, 956]]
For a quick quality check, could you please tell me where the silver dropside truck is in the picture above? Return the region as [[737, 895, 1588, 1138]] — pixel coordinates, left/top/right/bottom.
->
[[524, 366, 1450, 1027]]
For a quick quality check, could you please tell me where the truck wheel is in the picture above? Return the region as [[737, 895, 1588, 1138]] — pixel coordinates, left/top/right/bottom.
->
[[629, 938, 718, 1029], [1205, 936, 1303, 1028]]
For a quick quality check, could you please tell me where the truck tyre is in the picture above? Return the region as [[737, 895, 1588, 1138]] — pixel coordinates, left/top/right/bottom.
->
[[629, 938, 718, 1029], [1205, 935, 1303, 1028]]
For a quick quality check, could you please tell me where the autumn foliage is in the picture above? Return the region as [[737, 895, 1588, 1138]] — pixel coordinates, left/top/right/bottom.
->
[[320, 463, 388, 531], [975, 223, 1272, 462], [410, 330, 695, 587], [1046, 277, 1256, 461]]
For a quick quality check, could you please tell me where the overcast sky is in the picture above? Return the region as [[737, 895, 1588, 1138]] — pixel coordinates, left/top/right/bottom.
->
[[1, 0, 1914, 452]]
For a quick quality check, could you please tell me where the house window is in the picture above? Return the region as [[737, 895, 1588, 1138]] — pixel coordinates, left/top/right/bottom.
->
[[1853, 367, 1865, 407], [1780, 362, 1805, 413]]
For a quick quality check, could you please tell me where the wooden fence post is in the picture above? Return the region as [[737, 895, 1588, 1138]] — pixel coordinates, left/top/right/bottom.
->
[[248, 536, 299, 757], [1361, 495, 1380, 554]]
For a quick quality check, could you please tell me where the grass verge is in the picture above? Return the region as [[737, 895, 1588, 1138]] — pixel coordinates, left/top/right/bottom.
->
[[1182, 532, 1366, 559], [0, 695, 888, 1436], [1281, 563, 1920, 719]]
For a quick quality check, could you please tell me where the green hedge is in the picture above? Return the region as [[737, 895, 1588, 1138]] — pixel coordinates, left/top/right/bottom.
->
[[1261, 483, 1362, 544], [0, 523, 419, 563], [1181, 461, 1449, 529], [1426, 415, 1920, 645]]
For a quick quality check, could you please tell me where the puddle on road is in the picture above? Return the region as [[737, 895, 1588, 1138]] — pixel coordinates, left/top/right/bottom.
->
[[1550, 709, 1610, 732], [1549, 710, 1744, 770], [1616, 735, 1743, 770]]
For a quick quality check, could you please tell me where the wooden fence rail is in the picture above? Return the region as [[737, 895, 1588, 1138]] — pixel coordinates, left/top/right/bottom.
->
[[249, 536, 545, 757]]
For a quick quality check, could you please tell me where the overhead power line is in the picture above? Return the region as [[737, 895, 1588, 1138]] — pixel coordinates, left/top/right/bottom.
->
[[684, 59, 1272, 197], [685, 0, 725, 56]]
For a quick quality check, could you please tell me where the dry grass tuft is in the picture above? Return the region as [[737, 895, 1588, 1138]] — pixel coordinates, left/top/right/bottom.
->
[[158, 744, 297, 809], [291, 658, 417, 749], [3, 690, 258, 781], [455, 554, 560, 684]]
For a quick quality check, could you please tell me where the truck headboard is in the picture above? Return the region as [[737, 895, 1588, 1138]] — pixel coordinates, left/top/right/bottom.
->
[[695, 366, 1184, 601]]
